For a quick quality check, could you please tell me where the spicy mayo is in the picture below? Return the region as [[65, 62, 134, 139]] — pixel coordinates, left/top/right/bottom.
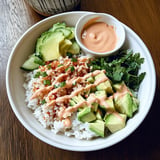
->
[[81, 21, 117, 53]]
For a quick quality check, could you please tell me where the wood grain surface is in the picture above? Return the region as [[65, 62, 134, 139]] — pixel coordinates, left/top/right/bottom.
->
[[0, 0, 160, 159]]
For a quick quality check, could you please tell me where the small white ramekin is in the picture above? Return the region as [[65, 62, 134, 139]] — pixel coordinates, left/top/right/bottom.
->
[[75, 13, 126, 56]]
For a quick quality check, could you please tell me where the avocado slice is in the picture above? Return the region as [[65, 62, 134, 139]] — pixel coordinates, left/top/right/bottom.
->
[[105, 112, 127, 133], [113, 81, 125, 91], [95, 91, 115, 111], [59, 39, 72, 56], [69, 99, 76, 106], [96, 109, 103, 120], [54, 28, 71, 38], [91, 102, 98, 112], [132, 97, 139, 113], [72, 95, 88, 111], [114, 92, 133, 117], [49, 22, 66, 32], [98, 98, 115, 112], [66, 27, 75, 40], [72, 95, 86, 104], [40, 32, 65, 61], [95, 72, 113, 94], [35, 22, 80, 61], [67, 41, 80, 54], [96, 81, 113, 94], [89, 120, 105, 137], [87, 76, 95, 84], [95, 72, 106, 81], [35, 31, 50, 54], [95, 90, 107, 98], [105, 98, 115, 111], [77, 107, 96, 123]]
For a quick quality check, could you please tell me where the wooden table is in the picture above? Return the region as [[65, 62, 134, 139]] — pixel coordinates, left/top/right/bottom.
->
[[0, 0, 160, 159]]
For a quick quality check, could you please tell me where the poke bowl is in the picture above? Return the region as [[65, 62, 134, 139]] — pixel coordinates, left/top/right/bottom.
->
[[6, 11, 156, 151]]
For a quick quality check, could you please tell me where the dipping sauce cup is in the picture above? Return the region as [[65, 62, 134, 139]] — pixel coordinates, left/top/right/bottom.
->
[[75, 13, 125, 56]]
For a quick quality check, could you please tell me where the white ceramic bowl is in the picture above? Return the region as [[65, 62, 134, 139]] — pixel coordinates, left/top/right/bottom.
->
[[6, 11, 156, 151], [75, 13, 125, 56]]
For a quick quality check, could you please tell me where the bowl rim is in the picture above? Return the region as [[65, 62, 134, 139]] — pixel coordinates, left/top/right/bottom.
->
[[6, 11, 156, 152], [75, 12, 126, 56]]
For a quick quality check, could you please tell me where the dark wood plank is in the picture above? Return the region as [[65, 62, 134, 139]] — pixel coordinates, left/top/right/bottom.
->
[[0, 0, 160, 159]]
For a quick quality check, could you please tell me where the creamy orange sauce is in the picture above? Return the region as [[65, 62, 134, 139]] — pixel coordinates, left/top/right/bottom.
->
[[113, 83, 132, 99], [63, 92, 111, 119], [45, 70, 106, 107], [31, 86, 53, 100], [59, 83, 131, 120], [112, 112, 124, 121], [31, 56, 131, 128], [63, 118, 72, 127], [81, 21, 117, 53]]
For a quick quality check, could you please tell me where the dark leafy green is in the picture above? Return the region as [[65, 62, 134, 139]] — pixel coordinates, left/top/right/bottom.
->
[[88, 49, 146, 91], [34, 71, 41, 78]]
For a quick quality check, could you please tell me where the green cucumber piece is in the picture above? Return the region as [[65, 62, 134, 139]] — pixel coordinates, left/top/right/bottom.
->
[[21, 55, 42, 71]]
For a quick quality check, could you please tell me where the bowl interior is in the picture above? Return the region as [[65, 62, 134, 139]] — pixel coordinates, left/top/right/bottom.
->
[[75, 13, 125, 56], [6, 11, 156, 151]]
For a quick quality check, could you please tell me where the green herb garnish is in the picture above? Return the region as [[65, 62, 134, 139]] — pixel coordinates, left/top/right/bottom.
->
[[58, 64, 63, 67], [70, 66, 75, 72], [41, 71, 48, 77], [54, 84, 59, 88], [65, 66, 75, 72], [34, 71, 41, 78], [43, 80, 51, 85], [54, 81, 66, 88], [47, 64, 52, 69], [59, 81, 66, 87], [41, 99, 46, 104], [89, 49, 146, 90]]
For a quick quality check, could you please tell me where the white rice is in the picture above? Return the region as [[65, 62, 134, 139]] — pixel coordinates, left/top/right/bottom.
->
[[23, 71, 98, 140]]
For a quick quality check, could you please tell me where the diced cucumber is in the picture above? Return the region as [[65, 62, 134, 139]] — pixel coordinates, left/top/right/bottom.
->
[[21, 55, 42, 71]]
